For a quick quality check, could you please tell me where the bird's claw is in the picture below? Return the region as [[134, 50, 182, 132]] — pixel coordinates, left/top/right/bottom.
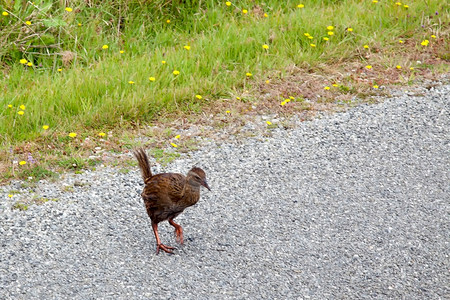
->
[[156, 243, 175, 254]]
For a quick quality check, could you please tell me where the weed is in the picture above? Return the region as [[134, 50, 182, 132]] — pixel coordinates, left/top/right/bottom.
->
[[118, 168, 130, 174], [267, 123, 277, 130], [17, 165, 58, 182], [151, 148, 181, 166], [57, 157, 87, 170], [62, 185, 74, 193], [11, 195, 59, 211], [8, 189, 21, 195], [31, 197, 59, 204], [12, 203, 28, 211]]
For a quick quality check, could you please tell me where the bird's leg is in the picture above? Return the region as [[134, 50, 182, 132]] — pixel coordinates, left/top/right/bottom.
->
[[169, 219, 184, 244], [151, 222, 174, 254]]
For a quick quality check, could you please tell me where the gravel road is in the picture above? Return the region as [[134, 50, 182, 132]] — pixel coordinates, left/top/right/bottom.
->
[[1, 84, 449, 299]]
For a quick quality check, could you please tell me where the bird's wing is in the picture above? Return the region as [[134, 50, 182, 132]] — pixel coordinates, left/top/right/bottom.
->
[[142, 173, 186, 206]]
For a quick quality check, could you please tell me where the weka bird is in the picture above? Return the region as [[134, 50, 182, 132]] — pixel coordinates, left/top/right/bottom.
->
[[133, 148, 210, 254]]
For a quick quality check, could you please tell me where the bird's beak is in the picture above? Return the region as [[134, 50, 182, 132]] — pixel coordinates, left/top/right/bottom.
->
[[202, 180, 211, 191]]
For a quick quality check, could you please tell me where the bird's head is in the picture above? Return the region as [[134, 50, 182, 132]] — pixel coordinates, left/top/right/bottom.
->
[[187, 167, 210, 191]]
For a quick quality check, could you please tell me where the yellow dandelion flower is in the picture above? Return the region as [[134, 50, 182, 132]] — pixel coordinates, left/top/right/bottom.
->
[[373, 85, 379, 89], [161, 60, 166, 64], [19, 105, 25, 110], [25, 21, 31, 25], [285, 99, 291, 103], [18, 111, 25, 115], [42, 125, 49, 130], [323, 37, 329, 41], [266, 121, 272, 125], [421, 40, 429, 46], [304, 33, 310, 37], [57, 68, 62, 72], [170, 143, 178, 148], [262, 44, 269, 49], [166, 19, 171, 23], [78, 23, 82, 26], [372, 0, 378, 3], [280, 101, 286, 106], [27, 62, 33, 66], [226, 110, 231, 114], [328, 31, 334, 36], [195, 95, 202, 99], [183, 45, 191, 50], [324, 86, 330, 90], [399, 40, 404, 44], [68, 132, 77, 138], [20, 59, 27, 64], [327, 26, 334, 30], [364, 45, 369, 49], [347, 28, 353, 32], [119, 50, 124, 54], [19, 161, 26, 166], [395, 2, 401, 6], [310, 44, 316, 47], [128, 81, 135, 84], [431, 35, 436, 39], [226, 1, 231, 6], [149, 77, 156, 81], [265, 80, 270, 84], [98, 132, 106, 137], [246, 72, 252, 77], [332, 84, 339, 87], [8, 104, 12, 108], [308, 36, 314, 40], [102, 44, 108, 49], [242, 9, 248, 14], [175, 135, 181, 139], [410, 67, 414, 70], [2, 11, 9, 16], [173, 70, 180, 75], [264, 13, 268, 18], [403, 5, 409, 8], [297, 4, 305, 8], [289, 96, 295, 100], [396, 65, 402, 69], [366, 65, 372, 70], [8, 194, 13, 198], [65, 7, 73, 12], [236, 97, 241, 100]]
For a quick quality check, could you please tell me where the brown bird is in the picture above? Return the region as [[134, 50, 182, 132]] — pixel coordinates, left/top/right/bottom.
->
[[133, 148, 210, 254]]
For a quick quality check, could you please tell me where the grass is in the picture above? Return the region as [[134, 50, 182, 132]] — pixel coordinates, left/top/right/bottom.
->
[[11, 196, 59, 211], [0, 0, 449, 183]]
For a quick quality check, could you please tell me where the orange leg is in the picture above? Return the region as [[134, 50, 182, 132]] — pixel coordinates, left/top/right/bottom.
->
[[169, 219, 184, 244], [151, 222, 174, 254]]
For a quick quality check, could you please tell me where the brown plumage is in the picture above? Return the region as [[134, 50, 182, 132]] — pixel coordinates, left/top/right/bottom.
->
[[133, 148, 210, 254]]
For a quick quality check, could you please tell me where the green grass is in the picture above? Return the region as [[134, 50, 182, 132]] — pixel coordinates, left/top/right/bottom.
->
[[11, 195, 59, 211], [0, 0, 448, 181], [151, 148, 181, 165]]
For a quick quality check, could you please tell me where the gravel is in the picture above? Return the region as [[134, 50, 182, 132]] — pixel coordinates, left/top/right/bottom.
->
[[1, 84, 449, 299]]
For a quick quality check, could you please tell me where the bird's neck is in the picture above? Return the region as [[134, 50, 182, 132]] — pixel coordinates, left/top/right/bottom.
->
[[181, 182, 201, 206], [186, 182, 200, 194]]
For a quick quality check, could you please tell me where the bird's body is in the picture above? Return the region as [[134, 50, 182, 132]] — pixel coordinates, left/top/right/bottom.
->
[[142, 173, 200, 223], [133, 148, 210, 254]]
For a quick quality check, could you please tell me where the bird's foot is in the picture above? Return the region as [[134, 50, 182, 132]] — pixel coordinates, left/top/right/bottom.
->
[[174, 228, 184, 244], [156, 243, 175, 254]]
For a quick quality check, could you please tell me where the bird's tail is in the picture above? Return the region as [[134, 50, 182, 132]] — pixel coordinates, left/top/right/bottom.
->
[[133, 148, 153, 181]]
